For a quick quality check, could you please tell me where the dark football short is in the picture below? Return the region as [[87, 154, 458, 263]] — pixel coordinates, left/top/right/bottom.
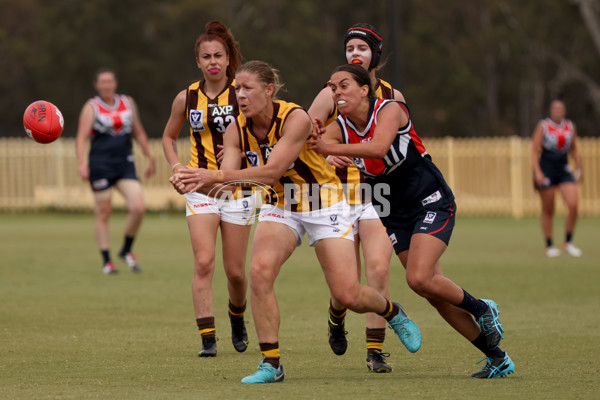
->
[[89, 160, 138, 192], [382, 200, 456, 254], [534, 160, 575, 190]]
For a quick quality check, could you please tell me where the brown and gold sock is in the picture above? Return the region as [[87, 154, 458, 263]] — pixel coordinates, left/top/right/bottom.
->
[[196, 316, 216, 340], [366, 328, 386, 355], [329, 300, 347, 326], [229, 300, 246, 318], [259, 342, 280, 368], [376, 300, 399, 322]]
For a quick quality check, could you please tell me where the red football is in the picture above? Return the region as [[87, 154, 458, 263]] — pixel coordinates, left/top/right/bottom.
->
[[23, 100, 64, 144]]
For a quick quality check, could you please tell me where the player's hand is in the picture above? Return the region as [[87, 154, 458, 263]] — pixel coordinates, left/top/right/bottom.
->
[[574, 169, 583, 183], [306, 130, 328, 155], [177, 166, 216, 193], [534, 170, 548, 187], [312, 117, 326, 136], [216, 145, 224, 165], [169, 173, 192, 194], [78, 164, 89, 181], [145, 157, 156, 179], [326, 155, 352, 168]]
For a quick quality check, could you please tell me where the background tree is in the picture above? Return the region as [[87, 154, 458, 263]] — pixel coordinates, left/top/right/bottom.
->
[[1, 0, 598, 139]]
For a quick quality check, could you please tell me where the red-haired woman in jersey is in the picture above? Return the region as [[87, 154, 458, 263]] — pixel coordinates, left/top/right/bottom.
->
[[76, 67, 155, 275], [531, 99, 583, 258], [162, 21, 253, 358], [308, 64, 515, 379], [308, 22, 405, 374]]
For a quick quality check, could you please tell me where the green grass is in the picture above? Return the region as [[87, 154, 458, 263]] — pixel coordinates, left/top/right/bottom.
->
[[0, 212, 598, 399]]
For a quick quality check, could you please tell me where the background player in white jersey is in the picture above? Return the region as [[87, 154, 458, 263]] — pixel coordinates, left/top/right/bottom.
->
[[531, 99, 583, 258], [76, 68, 155, 275]]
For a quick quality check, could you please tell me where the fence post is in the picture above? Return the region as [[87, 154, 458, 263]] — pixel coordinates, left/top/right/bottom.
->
[[510, 136, 523, 219], [53, 140, 66, 209], [446, 136, 455, 191]]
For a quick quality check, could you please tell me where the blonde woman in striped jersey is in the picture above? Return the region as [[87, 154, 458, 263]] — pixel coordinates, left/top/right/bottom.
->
[[174, 60, 421, 384]]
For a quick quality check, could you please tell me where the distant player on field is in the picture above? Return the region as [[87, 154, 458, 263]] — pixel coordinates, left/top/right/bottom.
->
[[531, 99, 583, 258], [76, 67, 155, 275]]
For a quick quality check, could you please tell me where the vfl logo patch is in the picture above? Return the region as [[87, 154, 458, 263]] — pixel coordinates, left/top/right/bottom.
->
[[246, 151, 260, 167], [330, 215, 338, 226], [353, 157, 365, 171], [423, 212, 437, 224], [242, 200, 249, 209], [189, 109, 205, 131]]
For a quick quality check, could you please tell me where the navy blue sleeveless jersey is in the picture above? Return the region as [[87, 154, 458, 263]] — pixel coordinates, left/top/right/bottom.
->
[[336, 98, 454, 217]]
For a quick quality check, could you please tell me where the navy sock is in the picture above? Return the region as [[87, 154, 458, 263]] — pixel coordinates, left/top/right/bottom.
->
[[546, 238, 553, 248], [457, 289, 488, 318], [120, 236, 135, 256], [101, 250, 110, 264], [472, 332, 505, 358], [566, 233, 573, 243]]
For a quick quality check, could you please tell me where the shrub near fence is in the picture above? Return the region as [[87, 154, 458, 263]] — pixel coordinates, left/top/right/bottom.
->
[[1, 137, 599, 217]]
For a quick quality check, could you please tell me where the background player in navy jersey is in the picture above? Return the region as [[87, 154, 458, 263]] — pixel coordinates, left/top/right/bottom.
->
[[162, 21, 254, 358], [76, 67, 155, 275], [308, 64, 514, 379], [531, 99, 583, 258], [308, 23, 405, 373]]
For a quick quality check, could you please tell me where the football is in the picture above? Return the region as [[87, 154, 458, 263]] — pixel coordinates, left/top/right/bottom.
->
[[23, 100, 64, 144]]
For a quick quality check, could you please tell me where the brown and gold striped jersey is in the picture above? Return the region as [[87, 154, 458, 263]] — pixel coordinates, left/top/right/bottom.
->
[[236, 101, 344, 212], [185, 78, 238, 170]]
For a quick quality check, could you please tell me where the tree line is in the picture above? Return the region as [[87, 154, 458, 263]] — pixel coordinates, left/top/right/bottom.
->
[[2, 0, 599, 139]]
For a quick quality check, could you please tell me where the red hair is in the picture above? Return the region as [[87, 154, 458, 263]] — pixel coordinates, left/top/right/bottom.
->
[[194, 21, 242, 78]]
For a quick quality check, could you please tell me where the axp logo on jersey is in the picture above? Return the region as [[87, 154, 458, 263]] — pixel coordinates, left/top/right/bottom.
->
[[210, 105, 234, 117]]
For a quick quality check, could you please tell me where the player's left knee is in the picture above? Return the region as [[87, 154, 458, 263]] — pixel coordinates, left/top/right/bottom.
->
[[331, 289, 359, 310]]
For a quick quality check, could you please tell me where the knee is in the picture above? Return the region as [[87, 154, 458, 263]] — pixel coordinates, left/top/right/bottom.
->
[[193, 255, 215, 279], [541, 202, 555, 217], [96, 204, 111, 221], [130, 201, 145, 217], [366, 262, 389, 290], [249, 261, 275, 293], [225, 266, 247, 287], [406, 271, 431, 297], [330, 286, 360, 310]]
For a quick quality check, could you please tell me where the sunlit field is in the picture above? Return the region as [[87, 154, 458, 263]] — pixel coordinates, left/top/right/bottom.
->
[[1, 212, 598, 399]]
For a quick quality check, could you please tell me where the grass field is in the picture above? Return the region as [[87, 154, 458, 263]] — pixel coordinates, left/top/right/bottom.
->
[[0, 212, 598, 399]]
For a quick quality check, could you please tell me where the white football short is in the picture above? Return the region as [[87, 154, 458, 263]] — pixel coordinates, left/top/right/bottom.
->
[[184, 192, 256, 226], [348, 202, 381, 236], [258, 200, 353, 247]]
